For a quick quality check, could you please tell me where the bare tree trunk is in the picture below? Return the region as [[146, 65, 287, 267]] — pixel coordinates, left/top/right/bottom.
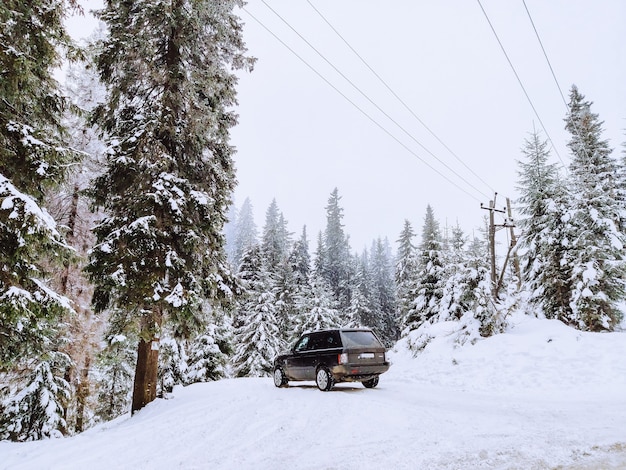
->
[[131, 336, 159, 414]]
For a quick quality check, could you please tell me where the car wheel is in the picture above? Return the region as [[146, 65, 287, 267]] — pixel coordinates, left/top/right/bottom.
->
[[362, 376, 379, 388], [273, 367, 288, 388], [316, 367, 333, 391]]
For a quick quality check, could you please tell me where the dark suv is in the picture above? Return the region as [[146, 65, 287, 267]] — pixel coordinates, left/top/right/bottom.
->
[[273, 328, 390, 391]]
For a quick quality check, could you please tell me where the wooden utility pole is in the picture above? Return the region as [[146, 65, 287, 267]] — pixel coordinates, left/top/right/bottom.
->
[[481, 193, 506, 299], [506, 197, 521, 288]]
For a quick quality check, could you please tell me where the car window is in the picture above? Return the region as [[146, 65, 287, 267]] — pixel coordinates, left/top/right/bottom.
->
[[294, 335, 309, 352], [340, 331, 382, 348]]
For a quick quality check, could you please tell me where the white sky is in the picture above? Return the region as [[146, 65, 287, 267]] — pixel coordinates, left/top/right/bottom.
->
[[66, 1, 626, 252]]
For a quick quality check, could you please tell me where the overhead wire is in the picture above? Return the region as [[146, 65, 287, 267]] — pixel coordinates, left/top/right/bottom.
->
[[522, 0, 592, 169], [255, 0, 492, 201], [476, 0, 566, 166], [242, 7, 484, 203], [305, 0, 496, 195]]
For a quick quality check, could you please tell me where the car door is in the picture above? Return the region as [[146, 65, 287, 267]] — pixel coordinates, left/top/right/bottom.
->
[[286, 334, 311, 380]]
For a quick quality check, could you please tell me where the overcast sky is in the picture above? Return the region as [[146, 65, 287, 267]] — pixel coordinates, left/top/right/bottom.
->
[[67, 1, 625, 252]]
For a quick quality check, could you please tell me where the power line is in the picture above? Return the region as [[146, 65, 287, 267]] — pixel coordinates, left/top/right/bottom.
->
[[242, 7, 483, 204], [305, 0, 496, 195], [257, 0, 491, 201], [476, 0, 565, 166], [521, 0, 569, 109]]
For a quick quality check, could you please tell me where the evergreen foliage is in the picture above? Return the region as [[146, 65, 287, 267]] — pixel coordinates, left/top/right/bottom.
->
[[232, 246, 282, 377], [231, 197, 258, 268], [0, 0, 78, 370], [86, 0, 253, 411], [185, 321, 231, 383], [0, 354, 70, 441], [403, 205, 445, 333], [93, 334, 135, 423], [562, 86, 625, 331], [516, 131, 572, 322], [319, 188, 353, 310]]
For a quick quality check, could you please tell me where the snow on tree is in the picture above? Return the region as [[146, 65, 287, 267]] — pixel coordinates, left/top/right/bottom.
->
[[516, 130, 573, 323], [402, 205, 445, 334], [157, 336, 187, 397], [185, 320, 232, 384], [93, 334, 135, 423], [230, 197, 258, 269], [289, 226, 311, 288], [395, 220, 419, 325], [562, 86, 625, 331], [0, 0, 79, 370], [0, 354, 70, 441], [319, 188, 353, 310], [232, 245, 282, 377], [367, 237, 398, 343], [296, 274, 342, 333], [261, 199, 291, 273], [87, 0, 253, 413]]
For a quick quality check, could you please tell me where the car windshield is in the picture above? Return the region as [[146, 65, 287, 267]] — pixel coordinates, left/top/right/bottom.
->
[[340, 331, 381, 348]]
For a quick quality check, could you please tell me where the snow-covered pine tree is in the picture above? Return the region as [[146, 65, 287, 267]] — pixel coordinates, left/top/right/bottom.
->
[[395, 220, 419, 325], [0, 0, 79, 370], [185, 320, 232, 384], [368, 237, 398, 343], [563, 86, 625, 331], [516, 130, 572, 322], [0, 354, 71, 441], [289, 226, 311, 288], [93, 333, 135, 423], [87, 0, 253, 413], [296, 274, 342, 333], [402, 205, 445, 334], [157, 335, 187, 397], [319, 188, 353, 310], [261, 199, 291, 273], [232, 245, 282, 377], [231, 197, 258, 269]]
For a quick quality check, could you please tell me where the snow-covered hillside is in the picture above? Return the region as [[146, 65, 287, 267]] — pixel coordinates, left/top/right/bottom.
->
[[2, 316, 625, 469]]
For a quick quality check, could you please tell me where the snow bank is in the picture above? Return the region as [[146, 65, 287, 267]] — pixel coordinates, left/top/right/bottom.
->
[[1, 317, 625, 469]]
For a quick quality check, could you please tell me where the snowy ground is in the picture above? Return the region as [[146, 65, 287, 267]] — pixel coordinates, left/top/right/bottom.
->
[[2, 316, 626, 469]]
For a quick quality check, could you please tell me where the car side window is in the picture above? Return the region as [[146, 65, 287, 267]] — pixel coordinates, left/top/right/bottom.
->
[[294, 335, 309, 352]]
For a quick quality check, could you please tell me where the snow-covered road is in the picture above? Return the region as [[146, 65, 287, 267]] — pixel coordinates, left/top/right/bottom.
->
[[2, 317, 625, 469]]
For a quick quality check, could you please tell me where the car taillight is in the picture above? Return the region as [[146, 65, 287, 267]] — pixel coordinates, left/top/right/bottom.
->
[[338, 353, 348, 364]]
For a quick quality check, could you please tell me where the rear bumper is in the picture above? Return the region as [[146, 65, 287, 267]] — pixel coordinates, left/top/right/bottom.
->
[[330, 363, 390, 382]]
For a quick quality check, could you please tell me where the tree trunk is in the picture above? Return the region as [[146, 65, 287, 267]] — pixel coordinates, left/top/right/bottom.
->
[[131, 337, 159, 414]]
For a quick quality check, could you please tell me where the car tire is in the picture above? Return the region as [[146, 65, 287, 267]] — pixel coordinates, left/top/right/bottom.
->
[[273, 367, 288, 388], [316, 367, 334, 392], [362, 376, 379, 388]]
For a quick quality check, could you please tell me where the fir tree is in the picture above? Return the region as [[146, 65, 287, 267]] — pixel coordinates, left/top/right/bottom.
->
[[395, 220, 419, 325], [516, 130, 572, 322], [232, 245, 282, 377], [0, 354, 70, 441], [319, 188, 353, 310], [93, 334, 135, 423], [369, 237, 397, 342], [87, 0, 253, 413], [296, 274, 342, 333], [0, 0, 78, 370], [563, 86, 625, 331], [403, 205, 445, 333], [185, 321, 231, 383], [231, 197, 258, 268]]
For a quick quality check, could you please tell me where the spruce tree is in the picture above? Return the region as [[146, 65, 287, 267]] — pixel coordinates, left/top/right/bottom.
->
[[0, 0, 78, 369], [563, 86, 625, 331], [87, 0, 254, 413], [395, 220, 419, 325], [320, 188, 353, 310], [403, 205, 445, 333], [516, 130, 572, 322], [232, 197, 258, 268]]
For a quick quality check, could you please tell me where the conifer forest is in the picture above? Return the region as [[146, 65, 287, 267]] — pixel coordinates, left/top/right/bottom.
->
[[1, 0, 625, 444]]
